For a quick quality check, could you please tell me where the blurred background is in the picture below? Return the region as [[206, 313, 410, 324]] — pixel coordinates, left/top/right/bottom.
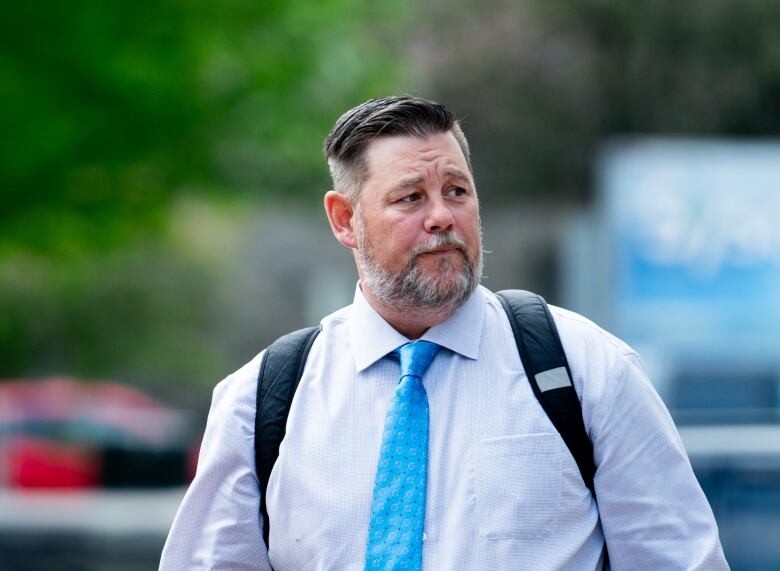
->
[[2, 0, 779, 569]]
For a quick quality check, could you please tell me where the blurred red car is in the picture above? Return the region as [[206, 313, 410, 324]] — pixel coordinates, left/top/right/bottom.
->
[[0, 378, 198, 489]]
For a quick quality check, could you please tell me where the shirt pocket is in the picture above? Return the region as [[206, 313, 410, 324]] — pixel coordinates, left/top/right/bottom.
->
[[473, 432, 563, 540]]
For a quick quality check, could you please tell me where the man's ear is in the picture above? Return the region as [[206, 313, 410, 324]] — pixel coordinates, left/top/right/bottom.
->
[[324, 190, 357, 249]]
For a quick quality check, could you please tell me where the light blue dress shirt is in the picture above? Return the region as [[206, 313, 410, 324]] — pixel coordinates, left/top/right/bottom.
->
[[160, 285, 729, 570]]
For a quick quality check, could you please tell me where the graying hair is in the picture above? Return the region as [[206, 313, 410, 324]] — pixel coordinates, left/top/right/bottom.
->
[[323, 96, 472, 201]]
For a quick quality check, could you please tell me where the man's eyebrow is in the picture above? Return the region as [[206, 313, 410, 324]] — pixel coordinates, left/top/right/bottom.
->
[[393, 176, 424, 191], [393, 171, 471, 190], [445, 170, 471, 184]]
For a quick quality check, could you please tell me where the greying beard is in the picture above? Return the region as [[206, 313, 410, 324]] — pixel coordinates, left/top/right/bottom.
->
[[355, 224, 483, 313]]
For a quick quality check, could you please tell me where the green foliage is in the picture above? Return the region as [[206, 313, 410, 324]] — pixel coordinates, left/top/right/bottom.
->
[[0, 0, 409, 397], [0, 0, 409, 254], [0, 244, 226, 402]]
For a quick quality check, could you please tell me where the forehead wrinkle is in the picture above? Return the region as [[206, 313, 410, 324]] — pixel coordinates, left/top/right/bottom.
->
[[365, 134, 471, 194], [415, 155, 464, 177], [391, 162, 470, 193]]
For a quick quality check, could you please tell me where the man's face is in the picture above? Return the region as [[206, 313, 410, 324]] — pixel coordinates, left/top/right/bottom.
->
[[353, 131, 483, 312]]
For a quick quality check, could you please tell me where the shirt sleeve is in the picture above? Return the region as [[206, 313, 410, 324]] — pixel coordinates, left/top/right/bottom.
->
[[588, 351, 729, 570], [159, 353, 272, 571]]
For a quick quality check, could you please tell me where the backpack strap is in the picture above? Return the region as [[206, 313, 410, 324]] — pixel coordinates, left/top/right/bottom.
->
[[255, 326, 321, 549], [495, 289, 597, 497]]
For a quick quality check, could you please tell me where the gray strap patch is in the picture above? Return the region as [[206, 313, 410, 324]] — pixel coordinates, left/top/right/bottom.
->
[[535, 366, 571, 392]]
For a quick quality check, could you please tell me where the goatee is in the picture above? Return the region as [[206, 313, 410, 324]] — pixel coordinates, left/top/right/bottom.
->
[[355, 226, 483, 314]]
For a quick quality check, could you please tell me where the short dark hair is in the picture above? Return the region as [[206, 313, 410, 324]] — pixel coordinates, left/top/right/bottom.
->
[[323, 96, 472, 200]]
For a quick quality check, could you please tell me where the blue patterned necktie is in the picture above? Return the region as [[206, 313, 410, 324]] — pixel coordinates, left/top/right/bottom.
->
[[364, 340, 442, 571]]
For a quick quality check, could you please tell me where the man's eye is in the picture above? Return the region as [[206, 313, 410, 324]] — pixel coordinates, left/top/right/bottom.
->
[[401, 193, 422, 203], [448, 186, 466, 197]]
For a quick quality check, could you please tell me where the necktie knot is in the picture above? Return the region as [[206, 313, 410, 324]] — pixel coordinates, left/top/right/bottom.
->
[[396, 340, 441, 380]]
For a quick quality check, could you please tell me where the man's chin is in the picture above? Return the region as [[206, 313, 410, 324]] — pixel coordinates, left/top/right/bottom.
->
[[414, 251, 466, 275], [410, 272, 459, 295], [406, 267, 476, 307]]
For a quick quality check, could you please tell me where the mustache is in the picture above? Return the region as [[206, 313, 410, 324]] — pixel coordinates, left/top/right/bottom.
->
[[410, 232, 469, 258]]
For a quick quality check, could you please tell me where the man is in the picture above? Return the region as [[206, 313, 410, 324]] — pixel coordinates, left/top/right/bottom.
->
[[160, 96, 729, 570]]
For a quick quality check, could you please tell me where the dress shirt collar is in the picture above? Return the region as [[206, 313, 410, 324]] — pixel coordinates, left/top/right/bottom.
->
[[349, 283, 486, 373]]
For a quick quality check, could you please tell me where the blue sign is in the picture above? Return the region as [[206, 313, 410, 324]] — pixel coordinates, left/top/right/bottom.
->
[[600, 139, 780, 358]]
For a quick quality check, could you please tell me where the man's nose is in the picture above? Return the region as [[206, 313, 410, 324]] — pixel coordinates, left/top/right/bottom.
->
[[424, 196, 455, 233]]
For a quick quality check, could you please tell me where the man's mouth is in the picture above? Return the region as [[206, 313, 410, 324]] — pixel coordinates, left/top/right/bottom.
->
[[414, 245, 468, 266], [420, 246, 459, 256], [410, 232, 470, 263]]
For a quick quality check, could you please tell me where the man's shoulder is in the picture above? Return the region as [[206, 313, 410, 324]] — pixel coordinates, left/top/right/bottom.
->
[[213, 352, 264, 401], [487, 289, 641, 395], [547, 304, 636, 359], [318, 302, 353, 333], [482, 288, 636, 359], [542, 303, 647, 406]]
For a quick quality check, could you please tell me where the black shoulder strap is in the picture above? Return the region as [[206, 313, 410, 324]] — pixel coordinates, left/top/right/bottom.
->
[[495, 289, 597, 497], [255, 326, 321, 548]]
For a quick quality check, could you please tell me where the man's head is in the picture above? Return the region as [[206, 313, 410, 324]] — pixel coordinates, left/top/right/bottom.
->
[[323, 97, 483, 329], [324, 96, 472, 202]]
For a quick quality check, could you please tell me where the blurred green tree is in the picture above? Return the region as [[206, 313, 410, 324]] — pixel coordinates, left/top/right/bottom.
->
[[0, 0, 408, 397], [0, 0, 408, 255]]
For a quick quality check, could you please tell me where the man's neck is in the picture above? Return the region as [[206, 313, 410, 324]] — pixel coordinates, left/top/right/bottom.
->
[[360, 286, 458, 339]]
